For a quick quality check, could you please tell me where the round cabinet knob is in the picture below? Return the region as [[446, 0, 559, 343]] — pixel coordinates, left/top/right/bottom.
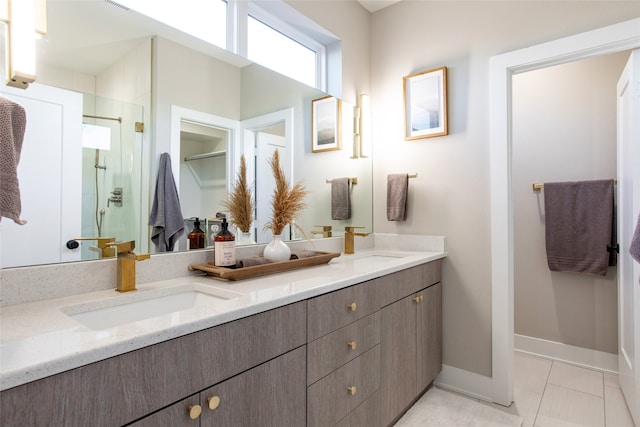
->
[[208, 395, 221, 410], [347, 341, 357, 350], [347, 386, 357, 395], [347, 302, 357, 312], [188, 404, 202, 420]]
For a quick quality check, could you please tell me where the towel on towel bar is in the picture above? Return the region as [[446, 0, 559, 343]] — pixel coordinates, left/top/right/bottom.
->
[[631, 213, 640, 263], [149, 153, 185, 252], [387, 174, 409, 221], [544, 180, 615, 276], [331, 177, 351, 220], [0, 96, 27, 225]]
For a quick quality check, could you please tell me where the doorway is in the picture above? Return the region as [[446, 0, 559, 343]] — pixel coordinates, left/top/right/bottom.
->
[[489, 17, 640, 409]]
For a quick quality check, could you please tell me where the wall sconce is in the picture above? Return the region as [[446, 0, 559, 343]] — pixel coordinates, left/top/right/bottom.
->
[[352, 93, 370, 159], [1, 0, 47, 89]]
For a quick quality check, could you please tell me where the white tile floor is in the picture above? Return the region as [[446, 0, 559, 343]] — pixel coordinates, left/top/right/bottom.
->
[[489, 352, 636, 427]]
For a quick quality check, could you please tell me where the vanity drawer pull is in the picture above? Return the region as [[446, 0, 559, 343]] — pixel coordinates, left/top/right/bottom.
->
[[347, 386, 357, 395], [207, 395, 221, 410], [347, 302, 357, 312], [413, 295, 424, 303], [347, 340, 357, 350], [188, 404, 202, 419]]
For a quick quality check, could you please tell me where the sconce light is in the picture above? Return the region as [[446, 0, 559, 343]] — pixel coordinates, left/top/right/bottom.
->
[[355, 93, 370, 159], [1, 0, 47, 89]]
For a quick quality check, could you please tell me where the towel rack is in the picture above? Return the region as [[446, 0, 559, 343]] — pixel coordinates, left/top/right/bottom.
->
[[532, 179, 617, 191], [408, 173, 418, 179], [326, 177, 358, 185]]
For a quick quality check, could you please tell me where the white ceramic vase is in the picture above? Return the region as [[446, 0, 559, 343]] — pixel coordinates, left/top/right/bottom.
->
[[237, 231, 255, 246], [263, 234, 290, 262]]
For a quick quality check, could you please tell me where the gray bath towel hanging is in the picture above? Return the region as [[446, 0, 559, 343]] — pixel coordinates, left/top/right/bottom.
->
[[331, 177, 351, 220], [0, 96, 27, 225], [387, 173, 409, 221], [149, 153, 185, 251], [543, 179, 615, 276]]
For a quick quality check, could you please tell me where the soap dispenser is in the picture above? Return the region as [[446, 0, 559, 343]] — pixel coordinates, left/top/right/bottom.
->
[[188, 217, 205, 250], [214, 216, 236, 267]]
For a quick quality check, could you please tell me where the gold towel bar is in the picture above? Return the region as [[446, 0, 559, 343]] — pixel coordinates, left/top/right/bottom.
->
[[533, 180, 617, 191], [326, 177, 358, 184]]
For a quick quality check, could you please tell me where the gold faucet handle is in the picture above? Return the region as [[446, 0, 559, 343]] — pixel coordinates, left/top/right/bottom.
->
[[314, 225, 333, 231], [107, 240, 136, 254], [74, 237, 116, 257], [345, 226, 366, 232]]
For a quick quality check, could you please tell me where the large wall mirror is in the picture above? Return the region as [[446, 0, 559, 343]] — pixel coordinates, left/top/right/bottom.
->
[[0, 0, 373, 269]]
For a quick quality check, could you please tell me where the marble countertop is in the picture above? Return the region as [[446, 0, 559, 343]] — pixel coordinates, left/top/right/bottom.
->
[[1, 245, 445, 391]]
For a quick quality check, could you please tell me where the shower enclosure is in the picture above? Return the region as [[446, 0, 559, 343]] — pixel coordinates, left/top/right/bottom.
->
[[80, 95, 145, 260]]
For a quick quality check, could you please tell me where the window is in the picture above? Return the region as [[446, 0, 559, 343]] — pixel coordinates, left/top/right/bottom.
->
[[247, 15, 317, 88], [111, 0, 338, 92], [113, 0, 227, 49]]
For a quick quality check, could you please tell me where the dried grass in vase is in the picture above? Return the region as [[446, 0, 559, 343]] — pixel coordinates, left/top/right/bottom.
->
[[264, 150, 308, 236], [221, 154, 254, 233]]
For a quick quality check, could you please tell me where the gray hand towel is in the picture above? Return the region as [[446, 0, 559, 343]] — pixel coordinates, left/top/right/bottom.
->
[[149, 153, 184, 252], [236, 256, 273, 268], [631, 212, 640, 263], [387, 174, 409, 221], [544, 180, 614, 276], [0, 96, 27, 225], [331, 178, 351, 220], [290, 250, 317, 259]]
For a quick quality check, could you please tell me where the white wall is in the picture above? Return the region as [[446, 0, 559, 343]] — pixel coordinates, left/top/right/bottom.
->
[[359, 2, 640, 378], [513, 52, 629, 355]]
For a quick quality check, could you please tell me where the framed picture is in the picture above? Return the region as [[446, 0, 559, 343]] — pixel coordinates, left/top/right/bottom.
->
[[312, 95, 342, 152], [403, 66, 448, 140]]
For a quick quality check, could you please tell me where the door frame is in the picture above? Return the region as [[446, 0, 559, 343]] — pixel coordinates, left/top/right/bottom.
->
[[489, 18, 640, 406]]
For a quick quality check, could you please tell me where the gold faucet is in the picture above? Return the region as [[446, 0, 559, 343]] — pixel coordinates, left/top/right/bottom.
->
[[107, 241, 150, 292], [74, 237, 116, 258], [311, 225, 333, 238], [344, 226, 369, 254]]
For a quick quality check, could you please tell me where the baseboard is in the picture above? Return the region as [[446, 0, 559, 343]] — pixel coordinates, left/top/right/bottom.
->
[[514, 334, 618, 374], [434, 364, 494, 403]]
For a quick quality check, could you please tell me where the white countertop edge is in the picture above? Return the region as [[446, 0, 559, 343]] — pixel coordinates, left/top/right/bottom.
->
[[1, 249, 446, 390]]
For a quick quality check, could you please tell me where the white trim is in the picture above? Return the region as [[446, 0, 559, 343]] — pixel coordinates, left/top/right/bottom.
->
[[489, 17, 640, 406], [515, 334, 618, 374], [434, 365, 494, 403]]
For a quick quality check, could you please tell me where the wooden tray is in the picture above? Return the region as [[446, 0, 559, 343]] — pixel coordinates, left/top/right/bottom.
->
[[189, 251, 341, 281]]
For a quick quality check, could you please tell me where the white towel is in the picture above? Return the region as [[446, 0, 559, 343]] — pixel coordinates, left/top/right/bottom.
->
[[149, 153, 184, 251], [0, 96, 27, 225]]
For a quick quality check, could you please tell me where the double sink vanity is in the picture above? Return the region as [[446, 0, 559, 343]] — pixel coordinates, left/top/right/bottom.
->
[[0, 234, 446, 426]]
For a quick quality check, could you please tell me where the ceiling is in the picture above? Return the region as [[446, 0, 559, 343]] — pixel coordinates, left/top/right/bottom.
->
[[357, 0, 402, 13]]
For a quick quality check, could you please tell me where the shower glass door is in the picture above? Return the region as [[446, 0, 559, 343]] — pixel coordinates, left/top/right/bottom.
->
[[81, 95, 145, 260]]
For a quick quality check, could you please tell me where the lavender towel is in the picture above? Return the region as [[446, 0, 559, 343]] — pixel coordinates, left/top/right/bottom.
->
[[387, 174, 409, 221], [0, 96, 27, 225], [331, 178, 351, 220], [631, 212, 640, 263], [149, 153, 184, 252], [544, 180, 614, 276]]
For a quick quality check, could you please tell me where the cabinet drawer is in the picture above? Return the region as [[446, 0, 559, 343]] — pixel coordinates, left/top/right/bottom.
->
[[307, 281, 378, 341], [307, 311, 380, 385], [376, 260, 442, 307], [307, 345, 380, 427], [334, 390, 381, 427]]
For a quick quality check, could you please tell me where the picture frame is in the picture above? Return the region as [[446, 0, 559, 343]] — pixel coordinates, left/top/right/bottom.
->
[[311, 95, 342, 152], [403, 66, 448, 140]]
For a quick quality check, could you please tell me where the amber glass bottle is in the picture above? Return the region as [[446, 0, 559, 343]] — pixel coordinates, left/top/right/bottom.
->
[[187, 218, 205, 250], [214, 217, 235, 266]]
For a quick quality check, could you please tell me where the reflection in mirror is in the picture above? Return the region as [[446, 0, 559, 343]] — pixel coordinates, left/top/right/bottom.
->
[[1, 0, 372, 269]]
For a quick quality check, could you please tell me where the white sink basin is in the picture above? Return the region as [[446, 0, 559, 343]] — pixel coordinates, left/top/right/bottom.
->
[[350, 252, 408, 262], [62, 284, 242, 330]]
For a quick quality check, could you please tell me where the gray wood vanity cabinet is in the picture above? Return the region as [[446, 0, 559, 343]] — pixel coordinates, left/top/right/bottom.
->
[[379, 274, 443, 426], [306, 259, 442, 427], [0, 302, 306, 426], [0, 258, 442, 427]]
